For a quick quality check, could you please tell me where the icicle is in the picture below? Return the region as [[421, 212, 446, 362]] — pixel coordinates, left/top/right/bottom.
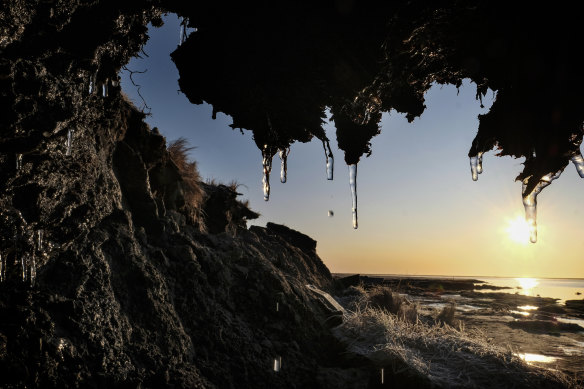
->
[[349, 164, 358, 229], [16, 154, 22, 170], [88, 73, 96, 94], [262, 145, 273, 201], [102, 78, 109, 97], [0, 254, 5, 283], [381, 368, 385, 384], [37, 230, 43, 251], [522, 170, 563, 243], [571, 152, 584, 178], [179, 17, 188, 45], [469, 152, 484, 181], [29, 254, 36, 286], [273, 356, 282, 372], [21, 254, 27, 282], [65, 129, 74, 156], [322, 140, 334, 180], [278, 148, 289, 183], [476, 152, 484, 174]]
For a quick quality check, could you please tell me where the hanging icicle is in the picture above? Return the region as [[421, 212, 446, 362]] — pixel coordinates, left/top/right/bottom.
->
[[88, 72, 97, 95], [348, 164, 358, 229], [522, 170, 563, 243], [571, 151, 584, 178], [322, 140, 334, 180], [278, 148, 290, 183], [179, 17, 188, 45], [469, 151, 484, 181], [37, 230, 43, 251], [262, 145, 273, 201], [102, 78, 109, 98], [65, 129, 74, 156]]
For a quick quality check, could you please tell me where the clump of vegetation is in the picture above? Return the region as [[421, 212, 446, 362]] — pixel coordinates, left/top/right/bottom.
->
[[436, 302, 457, 327], [167, 138, 206, 230], [335, 306, 576, 388]]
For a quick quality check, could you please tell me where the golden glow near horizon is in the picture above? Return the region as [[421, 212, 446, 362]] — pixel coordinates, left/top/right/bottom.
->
[[505, 216, 531, 245]]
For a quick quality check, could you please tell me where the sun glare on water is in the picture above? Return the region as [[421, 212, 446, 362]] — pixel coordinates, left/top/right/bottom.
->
[[505, 216, 531, 244]]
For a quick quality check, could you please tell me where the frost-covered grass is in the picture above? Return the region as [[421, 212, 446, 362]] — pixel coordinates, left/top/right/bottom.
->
[[334, 287, 577, 388]]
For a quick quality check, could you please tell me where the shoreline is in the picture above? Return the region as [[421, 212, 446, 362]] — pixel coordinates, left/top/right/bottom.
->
[[332, 273, 584, 377]]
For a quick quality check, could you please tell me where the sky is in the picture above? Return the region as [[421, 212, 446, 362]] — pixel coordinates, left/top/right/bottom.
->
[[119, 15, 584, 279]]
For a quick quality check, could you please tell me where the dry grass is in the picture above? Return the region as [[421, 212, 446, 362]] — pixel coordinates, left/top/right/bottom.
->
[[335, 306, 576, 388], [436, 302, 457, 327], [167, 138, 205, 230], [332, 285, 576, 388]]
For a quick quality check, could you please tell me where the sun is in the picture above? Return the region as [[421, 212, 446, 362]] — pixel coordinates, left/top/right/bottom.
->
[[505, 216, 530, 244]]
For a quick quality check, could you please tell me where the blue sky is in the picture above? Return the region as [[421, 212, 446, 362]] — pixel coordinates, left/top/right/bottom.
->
[[120, 15, 584, 278]]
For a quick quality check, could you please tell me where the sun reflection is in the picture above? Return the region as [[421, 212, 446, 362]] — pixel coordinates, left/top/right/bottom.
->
[[505, 216, 531, 244], [516, 278, 539, 295], [516, 353, 557, 364]]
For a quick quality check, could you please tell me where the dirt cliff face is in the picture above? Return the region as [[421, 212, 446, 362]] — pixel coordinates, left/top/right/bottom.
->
[[0, 2, 341, 388]]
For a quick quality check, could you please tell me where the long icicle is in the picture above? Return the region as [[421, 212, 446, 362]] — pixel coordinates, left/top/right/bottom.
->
[[279, 148, 289, 183], [322, 140, 334, 180], [349, 163, 358, 229], [522, 170, 562, 243], [262, 145, 273, 201]]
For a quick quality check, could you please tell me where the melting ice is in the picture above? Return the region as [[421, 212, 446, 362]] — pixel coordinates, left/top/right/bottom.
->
[[349, 164, 358, 229], [262, 146, 273, 201], [322, 140, 334, 180], [278, 148, 289, 183], [469, 152, 484, 181], [522, 170, 562, 243], [571, 152, 584, 178]]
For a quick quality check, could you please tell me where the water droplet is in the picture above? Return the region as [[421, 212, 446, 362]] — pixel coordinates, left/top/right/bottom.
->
[[262, 146, 273, 201], [522, 170, 563, 243], [381, 368, 385, 384], [322, 140, 334, 180], [349, 164, 358, 229], [278, 148, 289, 183], [469, 152, 484, 181], [273, 356, 282, 372], [16, 154, 22, 170], [571, 152, 584, 178], [66, 129, 74, 156], [276, 302, 279, 312], [328, 210, 334, 217]]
